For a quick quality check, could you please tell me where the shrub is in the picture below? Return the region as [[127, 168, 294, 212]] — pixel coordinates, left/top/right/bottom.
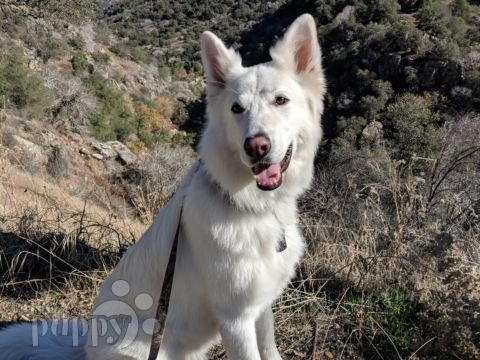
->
[[91, 51, 110, 64], [356, 0, 400, 23], [403, 66, 418, 89], [417, 0, 451, 37], [43, 69, 96, 132], [71, 51, 89, 75], [46, 145, 70, 178], [153, 95, 175, 120], [23, 29, 68, 63], [158, 63, 171, 78], [0, 54, 54, 118], [122, 143, 194, 220], [383, 20, 422, 53], [359, 95, 386, 120], [428, 39, 461, 61], [133, 96, 175, 146], [68, 35, 86, 51], [129, 45, 151, 63], [28, 0, 94, 24], [450, 0, 472, 21], [84, 75, 134, 141], [385, 93, 443, 159]]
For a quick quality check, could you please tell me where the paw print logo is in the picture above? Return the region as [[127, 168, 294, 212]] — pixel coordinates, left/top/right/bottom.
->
[[91, 279, 160, 349]]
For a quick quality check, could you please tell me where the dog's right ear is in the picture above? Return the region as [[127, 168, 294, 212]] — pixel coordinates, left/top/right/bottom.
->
[[270, 14, 323, 77], [201, 32, 241, 98]]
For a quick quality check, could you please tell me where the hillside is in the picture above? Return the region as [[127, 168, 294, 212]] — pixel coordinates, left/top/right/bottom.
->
[[0, 1, 479, 359]]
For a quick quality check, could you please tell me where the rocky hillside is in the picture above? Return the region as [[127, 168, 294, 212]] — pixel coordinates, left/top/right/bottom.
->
[[0, 1, 479, 359]]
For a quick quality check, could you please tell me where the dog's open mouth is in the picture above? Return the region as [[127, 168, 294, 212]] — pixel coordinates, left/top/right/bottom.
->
[[252, 144, 292, 191]]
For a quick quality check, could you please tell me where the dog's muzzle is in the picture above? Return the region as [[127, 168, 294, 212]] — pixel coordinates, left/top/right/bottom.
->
[[251, 144, 293, 191]]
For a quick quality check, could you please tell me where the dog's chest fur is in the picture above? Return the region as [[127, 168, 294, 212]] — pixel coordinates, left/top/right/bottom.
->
[[180, 170, 304, 312]]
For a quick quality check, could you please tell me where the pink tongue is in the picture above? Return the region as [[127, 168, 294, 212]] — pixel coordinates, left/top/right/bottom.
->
[[255, 163, 281, 186]]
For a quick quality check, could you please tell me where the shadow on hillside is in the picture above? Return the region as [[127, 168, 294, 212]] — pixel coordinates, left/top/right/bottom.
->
[[0, 231, 124, 300]]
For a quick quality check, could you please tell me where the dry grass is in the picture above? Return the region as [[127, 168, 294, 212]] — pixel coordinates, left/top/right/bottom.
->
[[121, 143, 195, 221], [0, 147, 145, 323]]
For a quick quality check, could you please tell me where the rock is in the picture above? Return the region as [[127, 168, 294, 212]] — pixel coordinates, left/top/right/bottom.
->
[[11, 135, 46, 164], [107, 141, 137, 165], [92, 142, 114, 158], [450, 86, 473, 103], [361, 121, 383, 146], [334, 5, 355, 24], [79, 147, 90, 156], [336, 91, 355, 111], [126, 133, 139, 143], [91, 153, 104, 160], [324, 351, 334, 359]]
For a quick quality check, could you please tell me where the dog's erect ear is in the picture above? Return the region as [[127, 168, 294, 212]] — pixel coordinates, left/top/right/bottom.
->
[[201, 32, 241, 98], [270, 14, 322, 76]]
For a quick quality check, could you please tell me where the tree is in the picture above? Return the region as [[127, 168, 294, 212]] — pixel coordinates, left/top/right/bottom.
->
[[385, 93, 443, 158]]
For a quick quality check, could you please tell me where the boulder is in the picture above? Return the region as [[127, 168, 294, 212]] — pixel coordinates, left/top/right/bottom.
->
[[11, 135, 46, 164], [92, 142, 115, 159], [107, 141, 137, 165], [361, 121, 383, 146]]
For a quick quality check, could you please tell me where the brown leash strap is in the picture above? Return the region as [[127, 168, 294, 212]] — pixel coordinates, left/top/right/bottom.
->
[[147, 207, 182, 360]]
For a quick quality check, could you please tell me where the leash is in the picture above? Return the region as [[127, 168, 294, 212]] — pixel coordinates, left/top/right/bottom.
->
[[146, 161, 287, 359]]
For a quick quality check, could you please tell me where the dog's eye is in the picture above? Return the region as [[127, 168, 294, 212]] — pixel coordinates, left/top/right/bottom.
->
[[275, 96, 289, 106], [231, 102, 245, 114]]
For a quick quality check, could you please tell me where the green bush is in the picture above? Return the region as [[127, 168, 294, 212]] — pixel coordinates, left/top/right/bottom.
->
[[31, 36, 68, 63], [0, 54, 53, 118], [450, 0, 472, 20], [92, 51, 110, 64], [428, 39, 460, 61], [28, 0, 93, 24], [158, 63, 171, 78], [344, 289, 415, 352], [71, 51, 89, 75], [385, 93, 443, 158], [384, 20, 422, 53], [68, 35, 86, 51], [84, 75, 134, 141], [129, 46, 151, 64], [356, 0, 400, 23], [417, 0, 451, 37]]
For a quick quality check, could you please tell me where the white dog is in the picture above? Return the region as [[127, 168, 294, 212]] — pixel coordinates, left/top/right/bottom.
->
[[0, 13, 325, 359]]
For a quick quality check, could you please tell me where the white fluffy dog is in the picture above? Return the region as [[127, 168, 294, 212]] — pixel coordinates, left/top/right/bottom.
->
[[0, 13, 325, 360]]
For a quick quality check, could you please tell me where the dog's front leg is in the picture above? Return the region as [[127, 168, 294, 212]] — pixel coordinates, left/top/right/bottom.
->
[[255, 307, 283, 360], [219, 317, 261, 360]]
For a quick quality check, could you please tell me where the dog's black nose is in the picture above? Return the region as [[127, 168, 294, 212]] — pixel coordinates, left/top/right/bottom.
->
[[244, 135, 271, 160]]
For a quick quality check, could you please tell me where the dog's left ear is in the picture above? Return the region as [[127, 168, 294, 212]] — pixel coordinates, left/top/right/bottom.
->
[[270, 14, 322, 76], [201, 32, 242, 98]]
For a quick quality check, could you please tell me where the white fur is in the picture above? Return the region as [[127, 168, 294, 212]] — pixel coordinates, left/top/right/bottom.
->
[[0, 14, 325, 359]]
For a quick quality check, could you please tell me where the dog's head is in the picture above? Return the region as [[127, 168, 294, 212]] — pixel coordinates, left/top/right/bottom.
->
[[200, 14, 325, 198]]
